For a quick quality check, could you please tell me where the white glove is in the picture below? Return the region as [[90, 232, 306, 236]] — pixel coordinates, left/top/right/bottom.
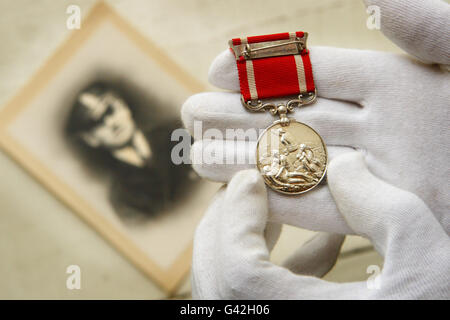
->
[[192, 152, 450, 299], [182, 0, 450, 234]]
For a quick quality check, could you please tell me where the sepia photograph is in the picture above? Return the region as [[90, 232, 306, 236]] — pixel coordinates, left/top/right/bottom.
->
[[0, 2, 218, 294]]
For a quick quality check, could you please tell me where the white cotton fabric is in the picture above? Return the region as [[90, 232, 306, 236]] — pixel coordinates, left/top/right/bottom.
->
[[183, 0, 450, 299], [182, 0, 450, 235], [191, 153, 450, 299]]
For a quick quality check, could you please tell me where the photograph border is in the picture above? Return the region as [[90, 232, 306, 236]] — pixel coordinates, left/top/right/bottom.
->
[[0, 1, 204, 294]]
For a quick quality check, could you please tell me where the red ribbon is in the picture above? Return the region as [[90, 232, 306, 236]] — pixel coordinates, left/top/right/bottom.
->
[[230, 32, 315, 102]]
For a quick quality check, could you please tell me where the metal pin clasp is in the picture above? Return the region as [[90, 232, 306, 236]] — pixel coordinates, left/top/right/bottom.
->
[[229, 33, 308, 61]]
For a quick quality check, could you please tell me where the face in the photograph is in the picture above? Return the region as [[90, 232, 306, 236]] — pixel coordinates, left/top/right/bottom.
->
[[78, 91, 136, 149], [67, 83, 156, 170]]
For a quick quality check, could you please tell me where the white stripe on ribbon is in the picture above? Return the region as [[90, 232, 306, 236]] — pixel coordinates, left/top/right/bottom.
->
[[294, 54, 307, 93], [246, 60, 258, 100]]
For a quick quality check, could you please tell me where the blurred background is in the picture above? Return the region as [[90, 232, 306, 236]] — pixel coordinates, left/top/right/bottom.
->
[[0, 0, 402, 299]]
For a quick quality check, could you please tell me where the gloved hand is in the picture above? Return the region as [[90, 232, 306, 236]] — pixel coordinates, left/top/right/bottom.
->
[[192, 152, 450, 299], [182, 0, 450, 234]]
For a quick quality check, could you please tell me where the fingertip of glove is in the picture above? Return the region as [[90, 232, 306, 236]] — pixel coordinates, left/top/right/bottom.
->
[[180, 94, 197, 133], [327, 151, 366, 187], [208, 50, 239, 90], [181, 92, 210, 134], [227, 169, 266, 198]]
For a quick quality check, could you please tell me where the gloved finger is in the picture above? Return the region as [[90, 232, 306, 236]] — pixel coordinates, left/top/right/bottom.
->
[[191, 186, 227, 299], [364, 0, 450, 65], [190, 139, 257, 183], [282, 233, 345, 277], [267, 184, 353, 234], [192, 199, 283, 299], [327, 151, 450, 256], [216, 169, 366, 299], [327, 151, 450, 298], [208, 47, 396, 103], [191, 141, 354, 234], [182, 92, 365, 145], [191, 139, 347, 184]]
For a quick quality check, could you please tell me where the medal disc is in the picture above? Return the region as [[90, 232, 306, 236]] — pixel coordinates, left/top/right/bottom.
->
[[256, 120, 327, 195]]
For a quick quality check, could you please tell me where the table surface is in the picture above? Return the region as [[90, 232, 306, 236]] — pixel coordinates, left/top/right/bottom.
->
[[0, 0, 398, 299]]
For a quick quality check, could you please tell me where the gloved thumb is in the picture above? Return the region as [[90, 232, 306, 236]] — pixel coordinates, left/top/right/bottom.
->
[[213, 169, 366, 299], [327, 151, 448, 258]]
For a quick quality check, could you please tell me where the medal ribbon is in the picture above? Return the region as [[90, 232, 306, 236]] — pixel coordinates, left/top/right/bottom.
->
[[230, 32, 315, 102]]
